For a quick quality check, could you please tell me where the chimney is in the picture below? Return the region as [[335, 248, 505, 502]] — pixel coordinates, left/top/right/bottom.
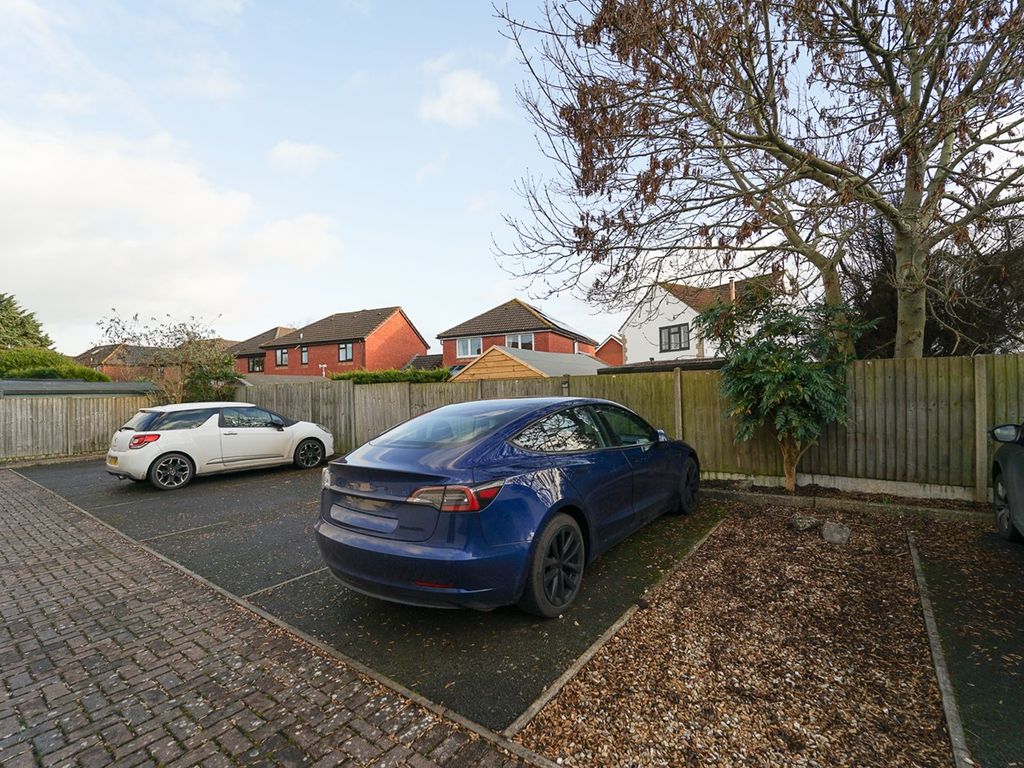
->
[[729, 279, 736, 303]]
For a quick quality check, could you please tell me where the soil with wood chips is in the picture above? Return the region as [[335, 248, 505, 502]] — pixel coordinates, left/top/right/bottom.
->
[[518, 503, 952, 767]]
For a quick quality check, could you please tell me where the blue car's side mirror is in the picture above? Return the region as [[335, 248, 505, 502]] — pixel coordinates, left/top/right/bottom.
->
[[657, 429, 669, 443]]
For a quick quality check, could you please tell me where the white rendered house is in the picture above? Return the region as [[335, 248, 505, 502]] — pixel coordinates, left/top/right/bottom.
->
[[619, 275, 778, 364]]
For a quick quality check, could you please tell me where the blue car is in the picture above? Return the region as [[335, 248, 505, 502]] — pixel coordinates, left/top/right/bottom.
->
[[314, 397, 700, 617]]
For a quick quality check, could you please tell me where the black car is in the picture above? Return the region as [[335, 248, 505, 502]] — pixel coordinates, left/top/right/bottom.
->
[[991, 423, 1024, 542]]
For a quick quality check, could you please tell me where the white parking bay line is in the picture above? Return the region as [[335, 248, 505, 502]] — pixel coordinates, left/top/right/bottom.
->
[[139, 521, 233, 541], [242, 567, 328, 600]]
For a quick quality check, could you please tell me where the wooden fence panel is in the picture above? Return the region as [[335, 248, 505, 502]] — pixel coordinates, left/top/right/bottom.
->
[[0, 395, 153, 461], [569, 373, 678, 438], [6, 352, 1008, 491], [478, 378, 563, 399], [353, 383, 412, 446], [410, 382, 479, 416]]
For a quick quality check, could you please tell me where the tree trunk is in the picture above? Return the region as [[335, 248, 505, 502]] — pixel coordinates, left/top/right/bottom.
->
[[820, 261, 855, 357], [779, 436, 799, 493], [893, 231, 928, 358]]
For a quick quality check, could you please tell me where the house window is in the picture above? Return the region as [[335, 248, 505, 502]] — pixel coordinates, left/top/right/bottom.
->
[[338, 343, 354, 362], [275, 348, 288, 367], [248, 356, 264, 373], [506, 333, 534, 350], [457, 337, 483, 357], [659, 324, 690, 353], [300, 346, 308, 365]]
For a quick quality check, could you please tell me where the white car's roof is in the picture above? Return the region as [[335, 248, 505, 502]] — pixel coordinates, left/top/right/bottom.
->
[[144, 401, 254, 413]]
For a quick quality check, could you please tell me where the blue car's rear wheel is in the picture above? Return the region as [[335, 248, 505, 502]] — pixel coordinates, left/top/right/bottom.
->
[[519, 513, 585, 618], [675, 456, 700, 515]]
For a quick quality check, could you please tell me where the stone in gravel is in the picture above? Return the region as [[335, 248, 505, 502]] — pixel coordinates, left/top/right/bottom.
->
[[790, 514, 819, 532], [822, 520, 851, 545]]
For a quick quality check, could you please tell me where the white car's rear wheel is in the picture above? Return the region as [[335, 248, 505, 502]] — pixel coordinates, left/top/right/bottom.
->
[[149, 453, 194, 491]]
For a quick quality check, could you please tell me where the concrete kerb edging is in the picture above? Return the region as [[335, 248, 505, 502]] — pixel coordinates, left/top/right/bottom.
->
[[9, 469, 558, 768], [703, 487, 990, 521], [0, 451, 107, 470], [906, 532, 974, 768], [502, 514, 729, 739]]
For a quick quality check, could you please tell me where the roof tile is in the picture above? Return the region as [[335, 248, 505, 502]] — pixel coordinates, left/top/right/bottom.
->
[[261, 307, 402, 348], [437, 299, 596, 344]]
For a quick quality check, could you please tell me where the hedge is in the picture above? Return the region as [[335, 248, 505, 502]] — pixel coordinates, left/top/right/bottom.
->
[[0, 347, 70, 377], [328, 368, 450, 385], [6, 365, 112, 382]]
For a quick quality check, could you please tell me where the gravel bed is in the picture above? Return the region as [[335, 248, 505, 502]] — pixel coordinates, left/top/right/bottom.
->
[[517, 503, 952, 767]]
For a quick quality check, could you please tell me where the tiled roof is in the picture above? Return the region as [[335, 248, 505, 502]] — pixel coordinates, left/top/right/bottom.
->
[[261, 307, 404, 348], [436, 299, 597, 345], [74, 344, 165, 367], [659, 273, 782, 313], [227, 327, 296, 357], [404, 353, 445, 370], [599, 358, 726, 374], [596, 335, 623, 350]]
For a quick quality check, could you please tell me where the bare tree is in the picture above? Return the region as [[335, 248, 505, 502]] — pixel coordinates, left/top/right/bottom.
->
[[99, 313, 237, 403], [498, 0, 1024, 357]]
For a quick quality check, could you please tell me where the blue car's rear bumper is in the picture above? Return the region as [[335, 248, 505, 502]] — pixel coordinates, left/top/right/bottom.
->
[[314, 518, 531, 610]]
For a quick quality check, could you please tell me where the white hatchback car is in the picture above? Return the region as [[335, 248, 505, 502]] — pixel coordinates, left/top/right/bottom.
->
[[106, 401, 335, 490]]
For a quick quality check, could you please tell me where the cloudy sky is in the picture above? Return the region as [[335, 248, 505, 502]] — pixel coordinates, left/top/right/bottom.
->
[[0, 0, 627, 355]]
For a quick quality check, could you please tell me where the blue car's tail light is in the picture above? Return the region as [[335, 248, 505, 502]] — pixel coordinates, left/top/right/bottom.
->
[[407, 479, 504, 512]]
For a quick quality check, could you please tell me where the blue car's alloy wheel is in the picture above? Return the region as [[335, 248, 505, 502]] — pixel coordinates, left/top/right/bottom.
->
[[676, 456, 700, 515], [520, 513, 585, 617]]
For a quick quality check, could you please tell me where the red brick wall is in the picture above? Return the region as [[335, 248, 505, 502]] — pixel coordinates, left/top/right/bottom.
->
[[364, 310, 428, 370], [594, 340, 624, 366], [234, 356, 265, 375], [442, 331, 596, 366], [262, 341, 367, 376]]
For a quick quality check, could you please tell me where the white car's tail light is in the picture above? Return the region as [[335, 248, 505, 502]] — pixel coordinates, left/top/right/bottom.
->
[[128, 434, 160, 449]]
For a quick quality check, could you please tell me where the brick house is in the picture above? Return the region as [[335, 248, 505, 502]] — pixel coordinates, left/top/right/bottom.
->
[[74, 344, 166, 382], [227, 327, 295, 375], [258, 307, 428, 376], [594, 335, 625, 367], [436, 299, 598, 369]]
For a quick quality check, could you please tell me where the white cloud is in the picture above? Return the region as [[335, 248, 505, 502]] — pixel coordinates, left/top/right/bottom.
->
[[414, 152, 448, 184], [172, 0, 248, 25], [175, 53, 243, 102], [267, 140, 335, 176], [0, 120, 343, 353], [244, 214, 342, 269], [36, 90, 95, 114], [422, 51, 457, 74], [420, 68, 503, 128], [465, 191, 498, 214]]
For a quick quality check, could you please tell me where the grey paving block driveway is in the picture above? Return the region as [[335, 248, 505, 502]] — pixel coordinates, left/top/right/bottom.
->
[[18, 460, 722, 732], [0, 469, 529, 767]]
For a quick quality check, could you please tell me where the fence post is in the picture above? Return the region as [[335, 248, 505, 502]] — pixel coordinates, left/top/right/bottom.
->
[[973, 356, 989, 502], [561, 374, 570, 397], [674, 367, 683, 440]]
